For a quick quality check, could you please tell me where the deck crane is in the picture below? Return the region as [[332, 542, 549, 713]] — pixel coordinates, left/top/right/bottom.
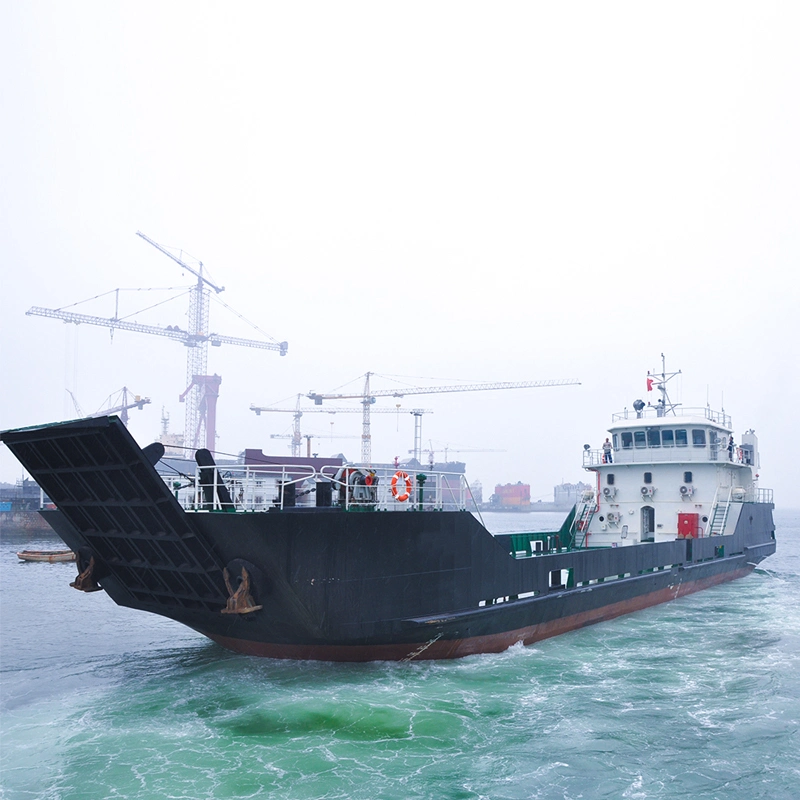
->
[[27, 232, 288, 452], [250, 395, 432, 458], [66, 387, 151, 427], [307, 373, 581, 464]]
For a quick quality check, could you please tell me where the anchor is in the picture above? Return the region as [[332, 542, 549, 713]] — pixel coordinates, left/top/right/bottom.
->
[[70, 555, 104, 593], [221, 566, 263, 615]]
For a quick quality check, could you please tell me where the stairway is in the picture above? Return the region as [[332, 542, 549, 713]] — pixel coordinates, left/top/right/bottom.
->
[[708, 487, 733, 536]]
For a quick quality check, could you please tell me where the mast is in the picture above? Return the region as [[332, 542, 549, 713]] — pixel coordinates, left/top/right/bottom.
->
[[648, 353, 681, 416]]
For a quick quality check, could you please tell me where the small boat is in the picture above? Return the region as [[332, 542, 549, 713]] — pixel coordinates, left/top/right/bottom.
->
[[16, 549, 76, 563]]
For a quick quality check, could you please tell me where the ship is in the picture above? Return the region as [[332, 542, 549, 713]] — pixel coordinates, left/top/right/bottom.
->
[[0, 365, 775, 662]]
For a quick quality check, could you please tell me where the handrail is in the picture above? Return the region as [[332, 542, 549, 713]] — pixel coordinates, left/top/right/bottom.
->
[[611, 406, 732, 426], [164, 463, 474, 513], [756, 487, 774, 504], [585, 446, 749, 466]]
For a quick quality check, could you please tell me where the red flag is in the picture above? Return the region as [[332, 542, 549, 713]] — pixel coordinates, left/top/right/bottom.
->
[[646, 376, 654, 392]]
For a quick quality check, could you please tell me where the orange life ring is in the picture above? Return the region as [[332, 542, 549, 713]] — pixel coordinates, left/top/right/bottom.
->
[[391, 471, 412, 502]]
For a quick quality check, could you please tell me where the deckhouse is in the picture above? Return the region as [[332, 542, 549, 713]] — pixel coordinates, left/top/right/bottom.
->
[[577, 366, 771, 547]]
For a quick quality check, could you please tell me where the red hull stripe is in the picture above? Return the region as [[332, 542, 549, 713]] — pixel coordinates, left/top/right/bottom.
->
[[204, 566, 753, 662]]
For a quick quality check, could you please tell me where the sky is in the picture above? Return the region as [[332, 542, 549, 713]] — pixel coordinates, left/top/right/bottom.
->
[[1, 1, 798, 504]]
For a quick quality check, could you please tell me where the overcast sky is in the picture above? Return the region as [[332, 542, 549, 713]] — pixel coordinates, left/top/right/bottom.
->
[[1, 2, 797, 504]]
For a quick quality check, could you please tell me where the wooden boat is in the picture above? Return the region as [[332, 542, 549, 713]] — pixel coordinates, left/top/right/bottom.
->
[[16, 549, 76, 563]]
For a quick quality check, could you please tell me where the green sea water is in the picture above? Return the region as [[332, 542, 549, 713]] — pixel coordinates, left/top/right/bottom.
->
[[1, 510, 798, 800]]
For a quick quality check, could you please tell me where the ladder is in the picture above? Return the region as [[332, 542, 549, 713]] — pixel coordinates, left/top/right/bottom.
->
[[707, 487, 733, 536], [572, 500, 596, 548]]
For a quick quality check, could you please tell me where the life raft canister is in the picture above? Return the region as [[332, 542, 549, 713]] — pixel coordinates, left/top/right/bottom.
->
[[390, 471, 412, 502]]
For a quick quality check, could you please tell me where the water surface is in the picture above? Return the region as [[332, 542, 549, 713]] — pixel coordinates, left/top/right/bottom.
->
[[2, 510, 798, 799]]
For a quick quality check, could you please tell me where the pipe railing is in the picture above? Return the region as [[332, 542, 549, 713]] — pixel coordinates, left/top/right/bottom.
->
[[163, 464, 474, 512]]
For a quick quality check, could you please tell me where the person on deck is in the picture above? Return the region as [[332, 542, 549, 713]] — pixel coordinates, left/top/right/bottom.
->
[[602, 438, 613, 463]]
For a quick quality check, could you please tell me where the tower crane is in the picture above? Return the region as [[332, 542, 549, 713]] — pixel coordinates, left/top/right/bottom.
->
[[410, 444, 507, 464], [307, 373, 581, 464], [270, 432, 361, 459], [250, 395, 432, 458], [27, 232, 288, 452], [65, 387, 151, 427]]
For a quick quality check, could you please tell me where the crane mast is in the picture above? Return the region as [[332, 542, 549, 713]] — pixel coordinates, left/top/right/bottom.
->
[[136, 231, 219, 452]]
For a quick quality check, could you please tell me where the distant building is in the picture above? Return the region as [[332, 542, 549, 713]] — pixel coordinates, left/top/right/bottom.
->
[[553, 481, 592, 509], [491, 482, 530, 507], [469, 479, 483, 505]]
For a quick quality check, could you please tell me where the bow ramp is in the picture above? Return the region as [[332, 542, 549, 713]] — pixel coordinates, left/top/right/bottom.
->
[[0, 416, 228, 614]]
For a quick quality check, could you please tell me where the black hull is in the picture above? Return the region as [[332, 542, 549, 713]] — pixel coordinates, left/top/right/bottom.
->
[[2, 417, 776, 662]]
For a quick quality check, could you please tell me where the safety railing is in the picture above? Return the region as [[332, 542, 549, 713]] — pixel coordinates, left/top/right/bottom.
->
[[583, 446, 749, 467], [317, 466, 471, 511], [756, 487, 774, 504], [611, 406, 732, 426], [162, 463, 474, 512]]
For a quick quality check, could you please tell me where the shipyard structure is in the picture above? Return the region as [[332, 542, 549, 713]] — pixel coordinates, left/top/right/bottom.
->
[[488, 481, 592, 511]]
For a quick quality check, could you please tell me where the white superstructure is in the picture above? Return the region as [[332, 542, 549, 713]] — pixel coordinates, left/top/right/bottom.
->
[[575, 361, 772, 547]]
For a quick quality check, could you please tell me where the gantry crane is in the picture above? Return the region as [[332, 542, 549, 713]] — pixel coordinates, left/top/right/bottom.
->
[[307, 373, 581, 464], [250, 395, 432, 458], [27, 232, 288, 452], [66, 386, 151, 427]]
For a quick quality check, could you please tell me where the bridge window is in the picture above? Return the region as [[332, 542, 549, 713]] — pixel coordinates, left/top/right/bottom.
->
[[634, 431, 647, 448], [612, 434, 619, 449], [647, 429, 661, 447], [675, 429, 688, 447], [692, 429, 706, 447], [621, 432, 633, 449], [662, 430, 675, 447]]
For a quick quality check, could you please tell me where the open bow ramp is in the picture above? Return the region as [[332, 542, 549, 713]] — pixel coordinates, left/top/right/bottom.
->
[[2, 417, 229, 614]]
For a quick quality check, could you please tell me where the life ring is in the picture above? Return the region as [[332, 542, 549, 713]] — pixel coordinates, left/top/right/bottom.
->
[[391, 471, 412, 502]]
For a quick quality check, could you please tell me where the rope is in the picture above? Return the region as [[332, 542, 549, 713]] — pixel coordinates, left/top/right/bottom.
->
[[401, 633, 443, 662]]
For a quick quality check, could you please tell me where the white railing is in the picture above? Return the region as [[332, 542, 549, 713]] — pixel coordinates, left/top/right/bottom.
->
[[583, 446, 749, 467], [611, 406, 732, 426], [756, 487, 774, 504], [161, 463, 473, 513]]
